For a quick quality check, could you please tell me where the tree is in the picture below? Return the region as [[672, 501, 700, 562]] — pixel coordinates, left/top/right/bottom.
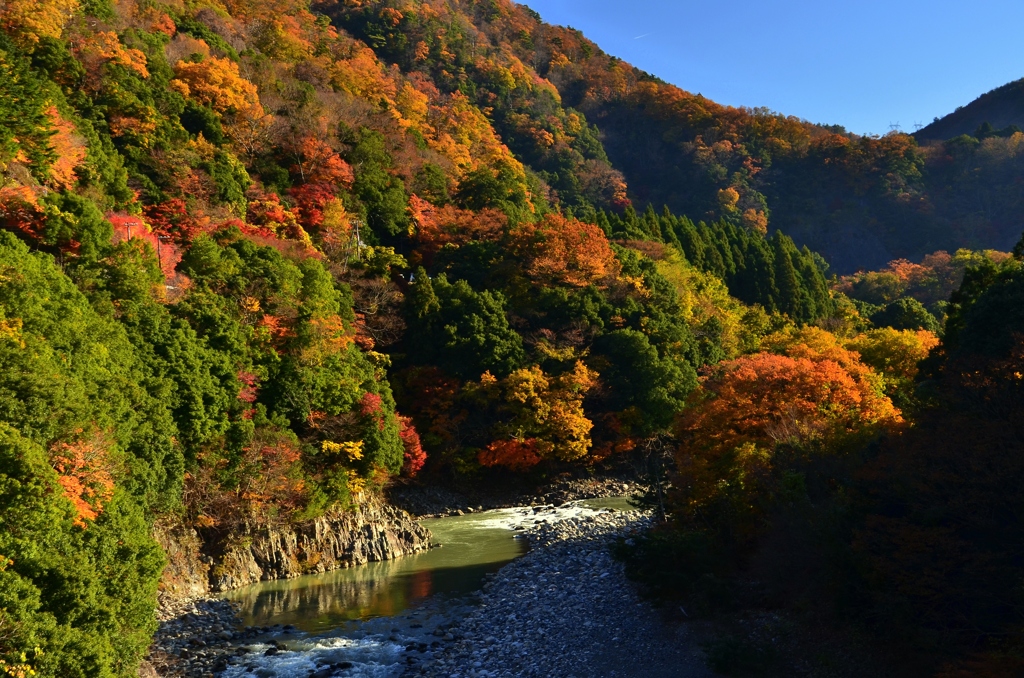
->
[[0, 47, 56, 182], [479, 360, 597, 470], [1, 0, 79, 47], [407, 194, 506, 261], [512, 213, 618, 287], [672, 337, 901, 549], [397, 415, 426, 476], [404, 273, 524, 379], [870, 297, 940, 332], [851, 258, 1024, 669], [455, 159, 531, 223], [348, 128, 409, 239], [846, 328, 938, 401], [171, 56, 260, 118], [592, 328, 697, 437]]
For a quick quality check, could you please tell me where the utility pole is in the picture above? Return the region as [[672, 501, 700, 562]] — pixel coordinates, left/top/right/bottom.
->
[[157, 234, 170, 271]]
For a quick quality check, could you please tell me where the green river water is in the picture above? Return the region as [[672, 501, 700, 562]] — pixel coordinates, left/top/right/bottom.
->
[[221, 497, 636, 633]]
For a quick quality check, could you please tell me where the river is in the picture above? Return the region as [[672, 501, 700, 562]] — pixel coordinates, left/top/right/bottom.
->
[[217, 497, 635, 677]]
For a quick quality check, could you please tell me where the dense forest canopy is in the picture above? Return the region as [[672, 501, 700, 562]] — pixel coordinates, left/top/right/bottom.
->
[[0, 0, 1020, 675]]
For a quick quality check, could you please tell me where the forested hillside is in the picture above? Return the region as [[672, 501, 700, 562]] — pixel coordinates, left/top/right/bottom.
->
[[0, 0, 1020, 676], [325, 0, 1024, 272]]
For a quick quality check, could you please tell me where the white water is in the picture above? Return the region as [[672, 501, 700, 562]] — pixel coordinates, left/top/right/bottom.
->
[[221, 635, 405, 678]]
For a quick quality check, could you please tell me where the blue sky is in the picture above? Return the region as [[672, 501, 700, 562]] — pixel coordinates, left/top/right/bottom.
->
[[520, 0, 1024, 136]]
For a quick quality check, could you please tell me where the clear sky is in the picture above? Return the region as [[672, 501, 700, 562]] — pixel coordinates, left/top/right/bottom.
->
[[520, 0, 1024, 136]]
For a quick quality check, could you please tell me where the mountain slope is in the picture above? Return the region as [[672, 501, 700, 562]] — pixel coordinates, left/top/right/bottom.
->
[[915, 77, 1024, 141], [325, 0, 1024, 272]]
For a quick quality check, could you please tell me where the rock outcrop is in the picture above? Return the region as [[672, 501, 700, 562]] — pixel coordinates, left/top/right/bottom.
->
[[156, 496, 431, 598], [153, 520, 212, 600]]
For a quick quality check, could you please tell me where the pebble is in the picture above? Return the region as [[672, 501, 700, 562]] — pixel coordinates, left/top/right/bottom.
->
[[388, 478, 644, 519], [144, 596, 281, 677], [403, 508, 711, 677]]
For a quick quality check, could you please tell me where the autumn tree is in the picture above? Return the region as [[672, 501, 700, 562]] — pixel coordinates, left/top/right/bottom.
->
[[672, 328, 901, 549], [408, 194, 506, 261], [397, 415, 427, 476], [172, 57, 258, 114], [846, 327, 938, 402], [478, 360, 597, 471], [49, 430, 116, 527], [1, 0, 79, 47], [511, 213, 618, 287]]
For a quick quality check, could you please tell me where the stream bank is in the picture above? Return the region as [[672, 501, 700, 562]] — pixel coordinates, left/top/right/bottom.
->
[[155, 496, 432, 599], [146, 495, 432, 677], [143, 495, 702, 678], [414, 508, 711, 678]]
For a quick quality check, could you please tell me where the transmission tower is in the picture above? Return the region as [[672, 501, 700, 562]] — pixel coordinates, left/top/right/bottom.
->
[[888, 121, 902, 133]]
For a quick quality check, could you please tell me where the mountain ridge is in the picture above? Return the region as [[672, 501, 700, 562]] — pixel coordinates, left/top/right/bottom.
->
[[915, 76, 1024, 141], [323, 0, 1024, 272]]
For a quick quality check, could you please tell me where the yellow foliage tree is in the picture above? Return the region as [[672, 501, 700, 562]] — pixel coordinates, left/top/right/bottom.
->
[[1, 0, 79, 47], [491, 360, 597, 464], [846, 328, 939, 395], [171, 57, 260, 116]]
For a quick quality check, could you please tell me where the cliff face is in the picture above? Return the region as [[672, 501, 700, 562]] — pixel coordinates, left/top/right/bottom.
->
[[155, 498, 431, 598]]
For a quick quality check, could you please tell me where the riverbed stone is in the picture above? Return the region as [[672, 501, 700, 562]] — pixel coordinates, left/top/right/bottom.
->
[[408, 507, 712, 678]]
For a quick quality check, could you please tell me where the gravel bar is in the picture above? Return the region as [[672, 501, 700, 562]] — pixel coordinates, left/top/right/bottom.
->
[[407, 508, 711, 678]]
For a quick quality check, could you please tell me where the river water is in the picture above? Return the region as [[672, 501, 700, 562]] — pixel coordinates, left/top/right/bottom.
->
[[219, 497, 635, 677]]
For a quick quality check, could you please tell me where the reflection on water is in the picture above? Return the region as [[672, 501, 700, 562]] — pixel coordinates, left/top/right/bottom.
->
[[222, 510, 527, 633]]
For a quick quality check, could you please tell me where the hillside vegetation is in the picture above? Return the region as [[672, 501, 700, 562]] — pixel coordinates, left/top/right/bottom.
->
[[328, 0, 1022, 272], [0, 0, 1020, 676]]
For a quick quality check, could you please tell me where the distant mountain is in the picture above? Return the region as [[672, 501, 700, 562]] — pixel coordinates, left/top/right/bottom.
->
[[916, 78, 1024, 141]]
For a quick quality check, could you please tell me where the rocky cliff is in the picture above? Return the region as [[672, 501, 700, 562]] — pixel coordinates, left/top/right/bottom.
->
[[155, 497, 431, 598]]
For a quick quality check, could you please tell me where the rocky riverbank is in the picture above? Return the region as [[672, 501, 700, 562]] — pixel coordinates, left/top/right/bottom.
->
[[155, 496, 432, 599], [207, 501, 432, 591], [409, 508, 711, 678], [145, 495, 432, 677], [143, 498, 708, 678]]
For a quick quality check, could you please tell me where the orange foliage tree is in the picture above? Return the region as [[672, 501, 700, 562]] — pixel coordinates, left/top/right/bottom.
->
[[511, 213, 618, 287], [286, 133, 354, 187], [108, 212, 182, 281], [44, 106, 85, 189], [477, 438, 543, 472], [673, 329, 901, 542], [408, 194, 506, 260], [171, 56, 260, 117], [49, 432, 116, 528]]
